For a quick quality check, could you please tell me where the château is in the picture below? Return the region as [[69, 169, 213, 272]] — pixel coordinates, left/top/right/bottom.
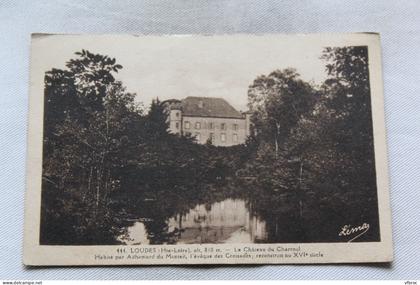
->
[[163, 96, 251, 146]]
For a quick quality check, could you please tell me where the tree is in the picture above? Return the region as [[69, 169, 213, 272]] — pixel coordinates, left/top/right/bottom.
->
[[41, 50, 141, 244], [241, 48, 379, 242], [143, 98, 169, 140], [321, 46, 374, 160], [247, 68, 317, 157], [318, 46, 379, 240]]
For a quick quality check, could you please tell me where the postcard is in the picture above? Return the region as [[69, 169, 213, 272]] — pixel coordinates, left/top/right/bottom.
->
[[24, 33, 393, 265]]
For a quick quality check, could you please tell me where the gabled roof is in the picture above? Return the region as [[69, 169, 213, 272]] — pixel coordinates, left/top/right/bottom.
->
[[181, 96, 243, 119]]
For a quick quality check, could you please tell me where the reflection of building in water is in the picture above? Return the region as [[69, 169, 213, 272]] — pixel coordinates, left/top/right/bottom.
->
[[120, 199, 268, 245], [118, 220, 150, 245], [168, 199, 267, 244]]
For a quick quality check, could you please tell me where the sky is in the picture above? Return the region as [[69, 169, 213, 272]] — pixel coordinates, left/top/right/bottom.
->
[[32, 34, 332, 112]]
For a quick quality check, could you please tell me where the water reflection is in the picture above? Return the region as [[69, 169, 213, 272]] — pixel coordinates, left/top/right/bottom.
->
[[120, 221, 150, 245], [120, 198, 268, 245]]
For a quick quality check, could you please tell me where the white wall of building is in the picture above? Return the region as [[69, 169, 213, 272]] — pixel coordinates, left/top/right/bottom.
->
[[182, 115, 248, 146]]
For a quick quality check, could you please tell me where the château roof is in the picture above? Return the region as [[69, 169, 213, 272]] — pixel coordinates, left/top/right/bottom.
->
[[181, 96, 243, 119]]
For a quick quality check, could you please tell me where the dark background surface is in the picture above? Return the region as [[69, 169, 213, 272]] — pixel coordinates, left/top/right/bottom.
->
[[0, 0, 419, 279]]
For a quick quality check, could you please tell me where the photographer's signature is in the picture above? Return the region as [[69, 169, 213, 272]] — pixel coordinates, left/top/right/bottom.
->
[[338, 223, 370, 242]]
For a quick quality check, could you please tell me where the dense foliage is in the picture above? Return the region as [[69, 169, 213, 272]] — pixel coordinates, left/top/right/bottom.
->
[[241, 46, 379, 242], [40, 46, 379, 245]]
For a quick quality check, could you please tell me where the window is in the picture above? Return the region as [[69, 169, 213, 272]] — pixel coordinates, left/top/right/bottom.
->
[[195, 122, 201, 129], [209, 122, 214, 129], [185, 131, 191, 136], [209, 133, 214, 142], [185, 121, 190, 129], [221, 123, 226, 130], [233, 124, 238, 131], [221, 133, 226, 142], [175, 112, 180, 118], [233, 133, 238, 142], [175, 122, 179, 129], [195, 132, 201, 141]]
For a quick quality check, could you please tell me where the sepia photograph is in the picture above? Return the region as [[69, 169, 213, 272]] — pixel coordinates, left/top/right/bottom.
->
[[24, 34, 392, 265]]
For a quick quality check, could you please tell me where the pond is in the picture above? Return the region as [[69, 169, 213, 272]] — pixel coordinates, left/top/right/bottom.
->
[[119, 198, 268, 245]]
